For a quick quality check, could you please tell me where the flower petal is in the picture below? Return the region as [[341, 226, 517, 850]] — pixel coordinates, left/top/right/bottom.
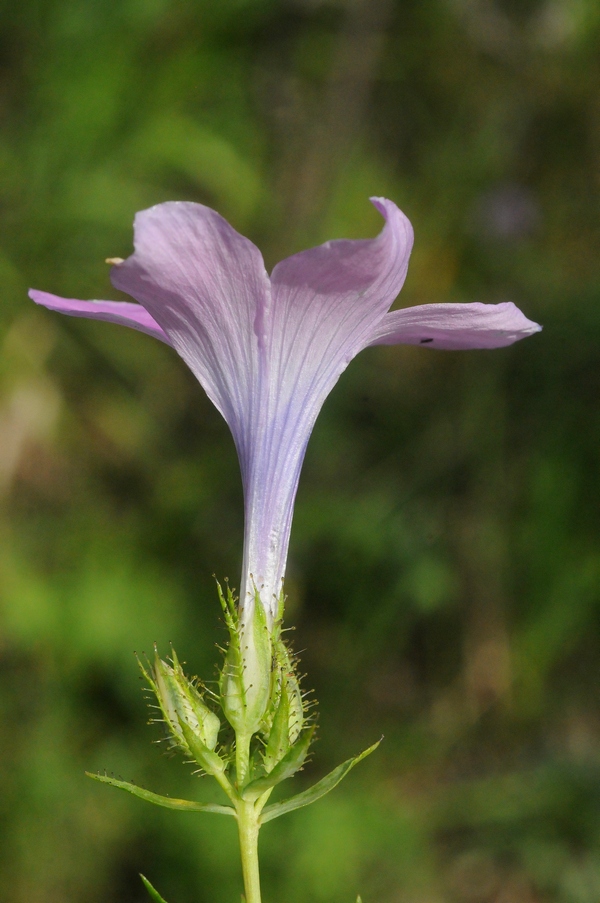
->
[[367, 301, 542, 350], [110, 201, 271, 440], [29, 289, 171, 344], [108, 202, 280, 614], [270, 197, 413, 340], [239, 197, 414, 613]]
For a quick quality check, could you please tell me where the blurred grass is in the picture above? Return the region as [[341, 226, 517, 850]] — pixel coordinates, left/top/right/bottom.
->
[[1, 0, 600, 901]]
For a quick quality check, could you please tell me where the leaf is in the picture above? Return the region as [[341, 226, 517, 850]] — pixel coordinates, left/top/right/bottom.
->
[[357, 897, 363, 903], [86, 772, 236, 817], [140, 874, 169, 903], [242, 727, 315, 800], [260, 738, 382, 824]]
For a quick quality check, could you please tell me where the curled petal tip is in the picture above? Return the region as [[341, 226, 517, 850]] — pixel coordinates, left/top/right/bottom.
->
[[369, 195, 406, 222], [369, 196, 415, 251], [369, 195, 388, 215]]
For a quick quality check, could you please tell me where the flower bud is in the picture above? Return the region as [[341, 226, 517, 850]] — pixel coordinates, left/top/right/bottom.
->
[[146, 649, 220, 755]]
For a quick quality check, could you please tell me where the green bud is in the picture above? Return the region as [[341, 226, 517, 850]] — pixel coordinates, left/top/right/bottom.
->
[[145, 649, 220, 755], [218, 583, 272, 737]]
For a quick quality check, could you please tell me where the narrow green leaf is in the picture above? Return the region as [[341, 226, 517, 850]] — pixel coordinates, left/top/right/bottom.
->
[[242, 726, 315, 800], [86, 772, 236, 817], [357, 897, 363, 903], [260, 738, 382, 824], [140, 874, 169, 903]]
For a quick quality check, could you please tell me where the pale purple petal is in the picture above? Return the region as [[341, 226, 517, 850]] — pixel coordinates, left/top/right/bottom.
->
[[29, 289, 171, 344], [367, 301, 542, 350], [240, 197, 414, 614], [110, 202, 271, 445], [109, 202, 275, 614]]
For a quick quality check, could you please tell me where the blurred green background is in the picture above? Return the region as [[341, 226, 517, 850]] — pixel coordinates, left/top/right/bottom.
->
[[1, 0, 599, 901]]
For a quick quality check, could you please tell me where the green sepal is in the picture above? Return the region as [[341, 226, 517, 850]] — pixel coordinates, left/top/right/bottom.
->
[[260, 738, 382, 824], [140, 874, 169, 903], [179, 721, 227, 777], [242, 726, 315, 800], [285, 664, 303, 745], [219, 583, 272, 737], [139, 649, 220, 755], [263, 676, 291, 771], [273, 639, 303, 745], [86, 772, 236, 817]]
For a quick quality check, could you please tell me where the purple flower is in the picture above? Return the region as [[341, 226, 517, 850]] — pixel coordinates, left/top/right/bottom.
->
[[30, 198, 540, 621]]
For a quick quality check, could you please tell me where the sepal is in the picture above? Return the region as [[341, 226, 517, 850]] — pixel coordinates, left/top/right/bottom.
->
[[180, 721, 227, 777], [141, 649, 220, 756], [260, 738, 382, 823], [218, 582, 272, 737], [263, 675, 291, 769], [273, 638, 304, 745], [242, 726, 315, 800], [263, 638, 304, 769], [86, 772, 236, 817]]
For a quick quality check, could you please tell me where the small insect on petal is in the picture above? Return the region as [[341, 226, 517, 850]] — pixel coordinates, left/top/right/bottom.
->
[[105, 257, 124, 265]]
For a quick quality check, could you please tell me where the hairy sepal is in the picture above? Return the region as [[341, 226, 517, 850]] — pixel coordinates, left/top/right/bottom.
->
[[275, 638, 304, 745], [242, 725, 315, 800], [141, 649, 220, 755], [180, 721, 227, 777], [219, 583, 272, 737], [263, 678, 291, 771]]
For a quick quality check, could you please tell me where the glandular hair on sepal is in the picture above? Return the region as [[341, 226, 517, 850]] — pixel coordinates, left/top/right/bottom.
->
[[140, 648, 221, 760], [218, 583, 273, 737]]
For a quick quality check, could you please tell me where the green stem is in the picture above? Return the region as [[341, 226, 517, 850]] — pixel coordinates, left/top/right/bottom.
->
[[237, 799, 262, 903], [234, 731, 262, 902]]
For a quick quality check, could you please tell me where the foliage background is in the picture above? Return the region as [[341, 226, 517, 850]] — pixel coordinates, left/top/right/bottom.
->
[[1, 0, 599, 901]]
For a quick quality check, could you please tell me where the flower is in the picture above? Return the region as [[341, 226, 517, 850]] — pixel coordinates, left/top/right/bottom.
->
[[29, 197, 541, 622]]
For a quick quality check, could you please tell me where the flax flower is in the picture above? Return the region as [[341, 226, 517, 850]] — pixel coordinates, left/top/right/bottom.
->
[[30, 198, 540, 621]]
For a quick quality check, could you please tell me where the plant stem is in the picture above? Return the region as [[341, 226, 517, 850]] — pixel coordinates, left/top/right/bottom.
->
[[237, 799, 262, 903], [234, 731, 262, 902]]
